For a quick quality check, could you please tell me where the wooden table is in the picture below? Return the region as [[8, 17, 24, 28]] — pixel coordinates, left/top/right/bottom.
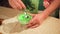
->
[[0, 7, 60, 34]]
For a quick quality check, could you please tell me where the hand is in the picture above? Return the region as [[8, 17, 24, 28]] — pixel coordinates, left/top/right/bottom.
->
[[8, 0, 26, 10], [26, 13, 46, 28], [43, 1, 50, 8]]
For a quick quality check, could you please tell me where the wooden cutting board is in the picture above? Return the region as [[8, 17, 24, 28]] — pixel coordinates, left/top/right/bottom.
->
[[0, 7, 60, 34]]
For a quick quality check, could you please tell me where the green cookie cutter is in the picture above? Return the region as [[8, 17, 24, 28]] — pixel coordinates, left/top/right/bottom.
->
[[17, 13, 32, 25]]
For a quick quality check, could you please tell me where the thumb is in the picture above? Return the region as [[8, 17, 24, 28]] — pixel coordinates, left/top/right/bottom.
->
[[26, 17, 36, 27], [30, 14, 36, 17]]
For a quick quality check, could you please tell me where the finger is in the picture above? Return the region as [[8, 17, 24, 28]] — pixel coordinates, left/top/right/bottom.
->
[[43, 1, 50, 8], [27, 19, 37, 28], [13, 0, 22, 10], [8, 0, 17, 9], [16, 0, 26, 9], [29, 24, 40, 28], [28, 20, 40, 28], [28, 22, 37, 28], [30, 20, 40, 28], [28, 18, 36, 25]]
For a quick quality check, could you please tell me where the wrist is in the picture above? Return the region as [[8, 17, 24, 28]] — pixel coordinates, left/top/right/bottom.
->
[[39, 11, 49, 21]]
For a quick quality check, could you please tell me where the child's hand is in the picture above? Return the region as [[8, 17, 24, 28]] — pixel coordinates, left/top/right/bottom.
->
[[8, 0, 26, 10], [26, 13, 46, 28]]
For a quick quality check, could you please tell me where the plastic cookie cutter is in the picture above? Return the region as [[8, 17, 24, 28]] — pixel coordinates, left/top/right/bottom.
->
[[17, 10, 32, 25]]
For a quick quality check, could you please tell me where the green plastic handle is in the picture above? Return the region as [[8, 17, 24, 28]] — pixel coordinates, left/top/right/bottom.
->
[[17, 13, 32, 25]]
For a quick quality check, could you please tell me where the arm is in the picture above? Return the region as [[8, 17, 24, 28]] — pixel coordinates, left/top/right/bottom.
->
[[25, 0, 60, 28], [41, 0, 60, 19]]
